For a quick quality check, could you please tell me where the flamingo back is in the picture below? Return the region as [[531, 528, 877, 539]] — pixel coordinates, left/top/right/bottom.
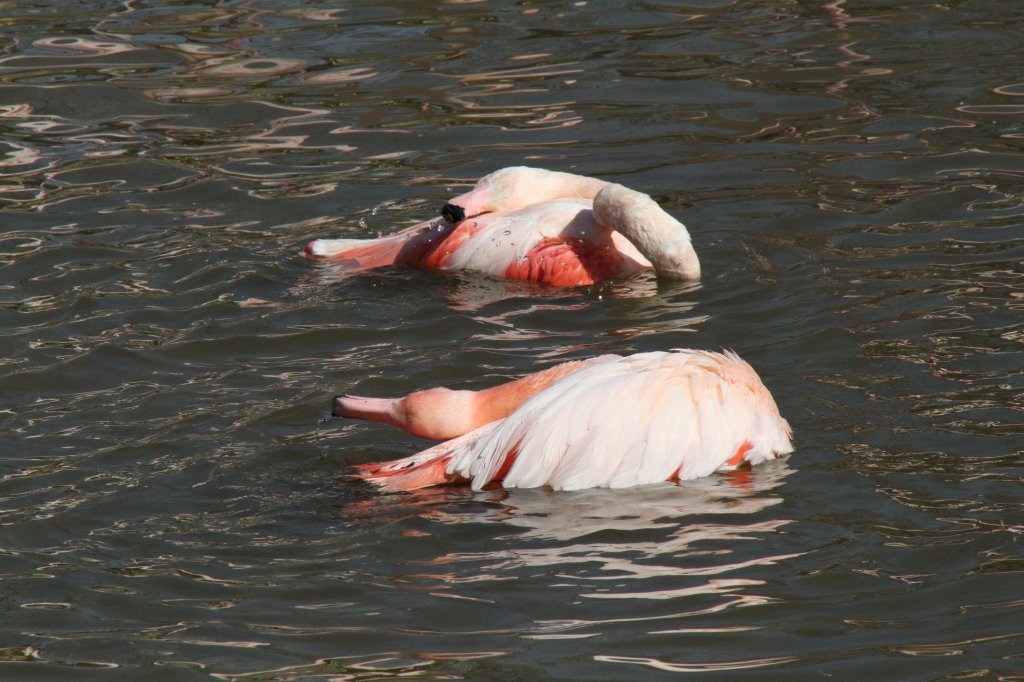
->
[[446, 350, 793, 490], [441, 199, 647, 284]]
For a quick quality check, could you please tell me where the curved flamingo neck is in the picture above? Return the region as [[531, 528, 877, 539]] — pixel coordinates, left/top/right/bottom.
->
[[592, 183, 700, 280]]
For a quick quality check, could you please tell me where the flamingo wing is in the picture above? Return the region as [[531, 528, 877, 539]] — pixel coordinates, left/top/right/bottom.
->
[[447, 351, 792, 491], [440, 199, 649, 285]]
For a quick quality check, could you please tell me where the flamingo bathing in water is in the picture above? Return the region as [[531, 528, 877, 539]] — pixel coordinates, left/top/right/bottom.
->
[[336, 350, 792, 492], [304, 167, 700, 286]]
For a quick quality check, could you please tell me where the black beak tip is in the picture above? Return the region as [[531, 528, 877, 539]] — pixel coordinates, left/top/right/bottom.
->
[[440, 203, 466, 223]]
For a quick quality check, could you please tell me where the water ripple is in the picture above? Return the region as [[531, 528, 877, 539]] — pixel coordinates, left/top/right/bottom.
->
[[2, 0, 1024, 679]]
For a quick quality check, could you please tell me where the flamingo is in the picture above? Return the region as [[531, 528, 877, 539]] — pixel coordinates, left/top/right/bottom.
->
[[335, 350, 793, 492], [304, 167, 700, 286]]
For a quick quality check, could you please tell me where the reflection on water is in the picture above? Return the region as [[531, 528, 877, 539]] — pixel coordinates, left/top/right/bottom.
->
[[339, 463, 795, 622], [3, 0, 1024, 679], [416, 460, 789, 542], [292, 463, 801, 675]]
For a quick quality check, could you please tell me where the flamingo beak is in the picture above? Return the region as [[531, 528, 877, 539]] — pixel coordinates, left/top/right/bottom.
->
[[331, 395, 352, 418], [333, 394, 395, 421], [440, 203, 466, 223]]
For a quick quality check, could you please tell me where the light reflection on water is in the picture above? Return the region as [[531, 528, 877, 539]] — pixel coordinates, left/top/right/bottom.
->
[[393, 462, 794, 583], [1, 0, 1023, 679]]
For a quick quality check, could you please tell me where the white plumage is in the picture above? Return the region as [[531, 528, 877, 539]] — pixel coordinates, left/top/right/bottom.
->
[[440, 199, 648, 278]]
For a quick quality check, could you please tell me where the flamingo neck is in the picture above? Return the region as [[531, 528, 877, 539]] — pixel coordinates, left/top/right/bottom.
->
[[537, 169, 609, 203], [415, 358, 615, 438], [474, 358, 599, 422], [593, 183, 700, 280]]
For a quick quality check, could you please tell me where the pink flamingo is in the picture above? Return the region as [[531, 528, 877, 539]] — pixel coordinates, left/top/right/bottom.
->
[[304, 167, 700, 286], [336, 350, 793, 492]]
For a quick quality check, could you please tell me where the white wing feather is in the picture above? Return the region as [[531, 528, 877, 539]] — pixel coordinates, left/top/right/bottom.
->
[[444, 350, 792, 491]]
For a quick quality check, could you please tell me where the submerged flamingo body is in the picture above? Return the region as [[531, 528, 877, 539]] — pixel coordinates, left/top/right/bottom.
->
[[304, 167, 700, 286], [336, 350, 793, 492]]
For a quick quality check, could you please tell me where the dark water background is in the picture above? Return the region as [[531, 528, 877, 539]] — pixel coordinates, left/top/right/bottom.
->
[[2, 1, 1022, 679]]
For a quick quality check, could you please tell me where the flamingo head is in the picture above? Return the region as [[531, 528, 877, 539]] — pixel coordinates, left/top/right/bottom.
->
[[440, 166, 563, 222], [334, 388, 478, 441]]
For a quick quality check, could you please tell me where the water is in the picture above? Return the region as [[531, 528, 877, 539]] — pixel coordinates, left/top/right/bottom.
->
[[1, 0, 1022, 679]]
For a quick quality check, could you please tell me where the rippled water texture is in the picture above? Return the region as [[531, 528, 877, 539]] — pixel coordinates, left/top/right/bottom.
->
[[2, 1, 1022, 679]]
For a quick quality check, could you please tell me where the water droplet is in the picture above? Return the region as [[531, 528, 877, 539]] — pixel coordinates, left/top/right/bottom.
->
[[315, 415, 333, 459]]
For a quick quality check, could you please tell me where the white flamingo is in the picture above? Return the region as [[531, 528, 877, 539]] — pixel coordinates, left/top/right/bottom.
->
[[305, 167, 700, 286], [336, 350, 792, 492]]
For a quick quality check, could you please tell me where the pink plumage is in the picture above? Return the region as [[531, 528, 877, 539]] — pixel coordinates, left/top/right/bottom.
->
[[336, 350, 793, 492], [304, 167, 700, 286]]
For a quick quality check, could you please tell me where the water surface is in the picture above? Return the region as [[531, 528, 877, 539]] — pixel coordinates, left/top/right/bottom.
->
[[1, 1, 1022, 679]]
